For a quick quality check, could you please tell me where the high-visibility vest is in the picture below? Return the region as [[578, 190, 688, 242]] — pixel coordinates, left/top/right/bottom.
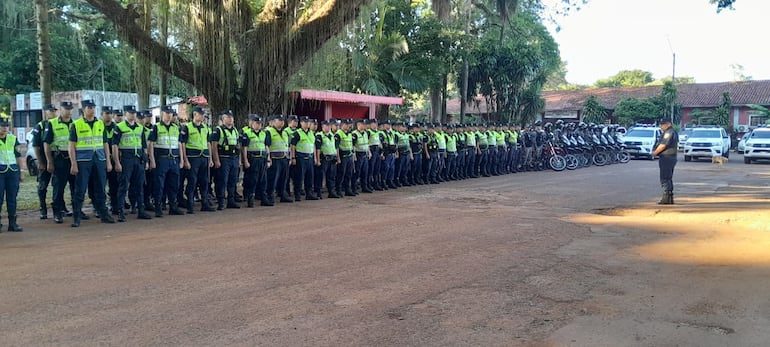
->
[[266, 126, 288, 156], [73, 118, 106, 162], [367, 129, 382, 148], [487, 131, 497, 146], [184, 122, 211, 157], [320, 132, 337, 156], [0, 134, 19, 173], [216, 125, 239, 155], [242, 127, 266, 153], [154, 122, 180, 156], [465, 131, 477, 147], [48, 117, 72, 152], [337, 130, 352, 151], [115, 121, 143, 151], [446, 133, 457, 152], [352, 130, 368, 152], [295, 129, 315, 154]]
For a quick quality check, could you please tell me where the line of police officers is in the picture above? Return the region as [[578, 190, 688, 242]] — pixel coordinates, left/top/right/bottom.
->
[[26, 101, 539, 229]]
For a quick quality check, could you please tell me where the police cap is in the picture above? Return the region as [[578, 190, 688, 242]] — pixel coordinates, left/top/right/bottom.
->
[[123, 105, 137, 113], [192, 106, 206, 114], [43, 103, 58, 111], [102, 106, 113, 113], [60, 101, 74, 110], [161, 105, 174, 113], [81, 99, 96, 108], [248, 114, 262, 122]]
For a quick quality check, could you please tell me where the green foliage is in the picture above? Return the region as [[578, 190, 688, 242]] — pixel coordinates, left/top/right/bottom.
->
[[647, 76, 696, 85], [581, 95, 607, 124], [660, 80, 679, 123], [613, 97, 661, 125], [713, 91, 731, 126], [746, 104, 770, 116], [594, 70, 654, 88]]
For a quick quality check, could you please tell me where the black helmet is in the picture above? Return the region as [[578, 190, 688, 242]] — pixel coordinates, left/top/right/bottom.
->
[[534, 120, 543, 126], [555, 119, 564, 126], [578, 122, 587, 129], [543, 122, 553, 130]]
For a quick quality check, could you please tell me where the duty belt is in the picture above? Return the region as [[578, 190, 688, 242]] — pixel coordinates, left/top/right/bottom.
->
[[53, 150, 70, 159], [339, 150, 354, 158], [324, 155, 338, 161], [248, 151, 266, 158], [270, 152, 288, 159], [186, 149, 209, 158], [119, 149, 143, 158], [296, 153, 313, 160], [398, 147, 410, 154], [438, 149, 447, 153]]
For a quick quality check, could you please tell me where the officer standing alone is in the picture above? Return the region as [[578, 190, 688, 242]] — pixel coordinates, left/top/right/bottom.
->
[[652, 119, 678, 205]]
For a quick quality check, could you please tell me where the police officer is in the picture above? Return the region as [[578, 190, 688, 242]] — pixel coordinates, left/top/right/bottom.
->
[[284, 115, 299, 197], [43, 101, 77, 224], [367, 119, 384, 190], [33, 103, 57, 219], [140, 110, 155, 212], [351, 119, 372, 193], [68, 99, 116, 227], [652, 119, 678, 205], [0, 117, 23, 232], [112, 105, 152, 221], [336, 119, 355, 197], [101, 106, 121, 215], [408, 124, 424, 185], [265, 115, 293, 204], [211, 110, 241, 209], [289, 116, 318, 201], [240, 114, 271, 207], [148, 106, 185, 216], [381, 121, 397, 188], [315, 120, 341, 198], [180, 106, 216, 213]]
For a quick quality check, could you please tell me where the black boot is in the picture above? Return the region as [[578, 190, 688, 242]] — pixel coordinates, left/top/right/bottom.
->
[[657, 191, 673, 205], [155, 205, 164, 218], [169, 202, 185, 215], [117, 209, 126, 222], [137, 207, 152, 220], [39, 204, 48, 220], [100, 210, 116, 223], [247, 195, 255, 208], [71, 205, 82, 228], [668, 191, 675, 205], [7, 216, 22, 232]]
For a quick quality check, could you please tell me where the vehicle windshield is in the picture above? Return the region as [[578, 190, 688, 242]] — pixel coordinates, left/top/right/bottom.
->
[[626, 129, 654, 138], [750, 131, 770, 139], [691, 130, 722, 138], [680, 129, 693, 137]]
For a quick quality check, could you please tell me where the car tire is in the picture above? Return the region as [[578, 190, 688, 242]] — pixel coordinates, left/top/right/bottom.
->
[[724, 151, 729, 159], [744, 157, 751, 164], [684, 155, 691, 162]]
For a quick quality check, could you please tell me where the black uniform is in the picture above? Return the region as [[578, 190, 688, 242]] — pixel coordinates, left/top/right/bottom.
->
[[31, 119, 51, 219], [657, 126, 678, 203]]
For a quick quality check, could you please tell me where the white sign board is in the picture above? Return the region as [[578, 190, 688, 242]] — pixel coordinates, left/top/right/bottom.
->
[[16, 128, 26, 142], [15, 94, 25, 111], [29, 92, 42, 110]]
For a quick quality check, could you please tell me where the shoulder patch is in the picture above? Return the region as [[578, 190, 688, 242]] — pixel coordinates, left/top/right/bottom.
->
[[663, 133, 671, 139]]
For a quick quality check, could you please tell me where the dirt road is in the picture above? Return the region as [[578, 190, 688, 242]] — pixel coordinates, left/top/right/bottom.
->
[[1, 156, 769, 346]]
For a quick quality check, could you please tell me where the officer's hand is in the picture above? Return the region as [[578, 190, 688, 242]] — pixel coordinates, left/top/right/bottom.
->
[[208, 160, 214, 168], [145, 163, 149, 170], [37, 162, 45, 171], [410, 154, 414, 161], [267, 160, 272, 168], [149, 160, 156, 169], [336, 159, 341, 165], [214, 161, 221, 169], [70, 165, 78, 176], [106, 162, 113, 173], [179, 161, 185, 169], [244, 161, 250, 169], [183, 161, 190, 170], [115, 163, 122, 173], [426, 154, 431, 160], [315, 160, 321, 166], [47, 163, 54, 174], [291, 158, 296, 166], [19, 173, 24, 183]]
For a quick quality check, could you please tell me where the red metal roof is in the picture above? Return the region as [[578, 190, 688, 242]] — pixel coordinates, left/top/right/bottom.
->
[[299, 89, 403, 105]]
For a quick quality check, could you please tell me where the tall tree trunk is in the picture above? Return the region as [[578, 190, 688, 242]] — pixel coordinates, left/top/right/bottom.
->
[[34, 0, 52, 104], [430, 0, 451, 123], [134, 0, 151, 110], [459, 0, 470, 123], [158, 0, 169, 106]]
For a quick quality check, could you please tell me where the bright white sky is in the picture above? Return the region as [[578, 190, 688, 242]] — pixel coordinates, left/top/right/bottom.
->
[[544, 0, 770, 85]]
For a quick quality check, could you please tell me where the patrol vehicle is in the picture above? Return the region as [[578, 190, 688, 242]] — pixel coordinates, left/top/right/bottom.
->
[[743, 126, 770, 164], [683, 126, 730, 162], [620, 125, 660, 160]]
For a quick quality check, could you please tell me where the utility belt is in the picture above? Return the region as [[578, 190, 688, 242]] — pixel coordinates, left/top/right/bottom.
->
[[323, 155, 338, 161], [270, 151, 288, 159], [339, 149, 354, 158], [53, 150, 70, 160], [217, 149, 238, 157], [186, 149, 210, 158], [355, 151, 368, 156], [384, 145, 398, 154], [448, 151, 458, 156], [154, 149, 179, 159], [119, 149, 144, 159], [398, 147, 410, 155], [295, 153, 313, 160], [369, 145, 382, 152], [438, 149, 447, 153], [479, 145, 489, 151], [247, 151, 266, 159]]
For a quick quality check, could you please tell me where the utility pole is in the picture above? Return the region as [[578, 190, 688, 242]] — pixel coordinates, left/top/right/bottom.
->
[[667, 37, 676, 124]]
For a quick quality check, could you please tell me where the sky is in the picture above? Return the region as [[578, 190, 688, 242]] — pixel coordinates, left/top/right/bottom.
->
[[543, 0, 770, 85]]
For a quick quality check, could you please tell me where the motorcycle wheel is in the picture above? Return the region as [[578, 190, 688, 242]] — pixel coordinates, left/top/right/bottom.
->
[[618, 151, 631, 163], [27, 156, 39, 177], [592, 152, 608, 166], [565, 154, 579, 170], [549, 155, 567, 171]]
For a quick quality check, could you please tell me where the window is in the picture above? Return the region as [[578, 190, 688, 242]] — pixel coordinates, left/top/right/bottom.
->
[[12, 111, 26, 127], [749, 113, 768, 127]]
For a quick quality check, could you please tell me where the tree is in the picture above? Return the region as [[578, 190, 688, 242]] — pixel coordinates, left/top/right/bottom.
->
[[711, 0, 736, 12], [613, 97, 660, 125], [730, 63, 752, 81], [713, 91, 731, 126], [594, 70, 654, 88], [34, 0, 52, 104], [660, 80, 678, 124], [581, 95, 607, 124], [83, 0, 372, 119]]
